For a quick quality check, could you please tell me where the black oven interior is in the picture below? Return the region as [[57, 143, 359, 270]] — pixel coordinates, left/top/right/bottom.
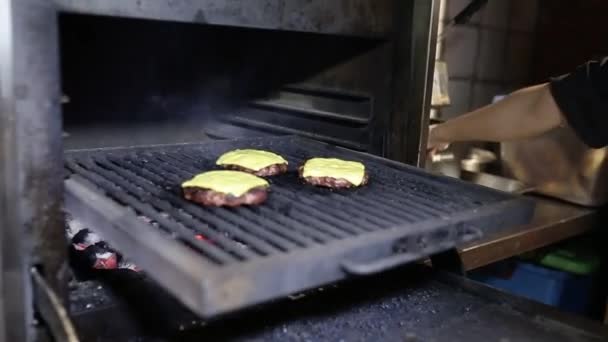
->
[[60, 14, 389, 153]]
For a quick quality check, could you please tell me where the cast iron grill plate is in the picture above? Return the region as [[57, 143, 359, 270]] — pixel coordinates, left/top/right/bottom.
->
[[64, 136, 534, 317]]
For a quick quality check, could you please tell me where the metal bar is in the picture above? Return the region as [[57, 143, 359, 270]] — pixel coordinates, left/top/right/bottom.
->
[[1, 1, 64, 340], [226, 116, 368, 151], [386, 0, 439, 165], [31, 267, 79, 342], [251, 100, 371, 125], [406, 0, 439, 166], [55, 0, 394, 38]]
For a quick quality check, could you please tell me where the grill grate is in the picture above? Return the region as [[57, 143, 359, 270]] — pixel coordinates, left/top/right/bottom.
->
[[65, 136, 533, 317]]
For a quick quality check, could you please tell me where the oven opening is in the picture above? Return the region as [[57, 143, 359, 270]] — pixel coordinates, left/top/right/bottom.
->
[[59, 13, 383, 151]]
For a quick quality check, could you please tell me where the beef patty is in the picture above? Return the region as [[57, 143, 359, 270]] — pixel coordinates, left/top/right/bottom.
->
[[298, 158, 369, 189], [216, 149, 288, 176], [181, 170, 270, 207], [183, 186, 268, 207], [222, 163, 288, 177], [298, 167, 370, 188]]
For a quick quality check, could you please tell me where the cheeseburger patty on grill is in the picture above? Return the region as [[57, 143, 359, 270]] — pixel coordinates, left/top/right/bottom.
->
[[216, 149, 288, 176], [182, 170, 270, 207], [299, 158, 369, 189]]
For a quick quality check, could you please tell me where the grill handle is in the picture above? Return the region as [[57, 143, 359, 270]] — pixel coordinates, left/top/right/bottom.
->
[[341, 252, 422, 276], [341, 226, 483, 276]]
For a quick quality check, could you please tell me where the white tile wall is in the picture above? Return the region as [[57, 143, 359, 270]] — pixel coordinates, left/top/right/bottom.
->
[[476, 29, 507, 81], [436, 0, 539, 118], [442, 80, 472, 119], [444, 26, 479, 78], [472, 82, 505, 109]]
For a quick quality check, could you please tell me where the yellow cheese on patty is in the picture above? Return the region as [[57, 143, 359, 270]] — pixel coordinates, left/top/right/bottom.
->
[[181, 170, 269, 197], [216, 149, 288, 171], [302, 158, 366, 186]]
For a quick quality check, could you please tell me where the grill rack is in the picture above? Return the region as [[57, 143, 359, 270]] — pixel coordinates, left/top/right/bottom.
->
[[65, 136, 534, 317]]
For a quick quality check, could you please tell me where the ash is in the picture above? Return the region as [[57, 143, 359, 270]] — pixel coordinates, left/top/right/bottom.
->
[[71, 266, 587, 342]]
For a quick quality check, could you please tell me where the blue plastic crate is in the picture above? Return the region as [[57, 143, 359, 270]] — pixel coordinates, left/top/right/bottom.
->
[[469, 259, 593, 315]]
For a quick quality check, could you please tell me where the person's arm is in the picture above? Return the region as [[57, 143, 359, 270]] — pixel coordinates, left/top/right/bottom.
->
[[430, 57, 608, 150], [429, 83, 562, 150]]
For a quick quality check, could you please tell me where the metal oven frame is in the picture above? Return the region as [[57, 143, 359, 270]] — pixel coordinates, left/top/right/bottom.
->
[[0, 1, 439, 340]]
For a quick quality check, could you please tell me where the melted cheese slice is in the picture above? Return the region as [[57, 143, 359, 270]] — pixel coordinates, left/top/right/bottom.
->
[[216, 149, 288, 171], [302, 158, 366, 186], [181, 170, 269, 197]]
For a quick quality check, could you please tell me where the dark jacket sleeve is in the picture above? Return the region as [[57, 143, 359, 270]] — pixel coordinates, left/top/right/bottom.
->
[[549, 57, 608, 148]]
